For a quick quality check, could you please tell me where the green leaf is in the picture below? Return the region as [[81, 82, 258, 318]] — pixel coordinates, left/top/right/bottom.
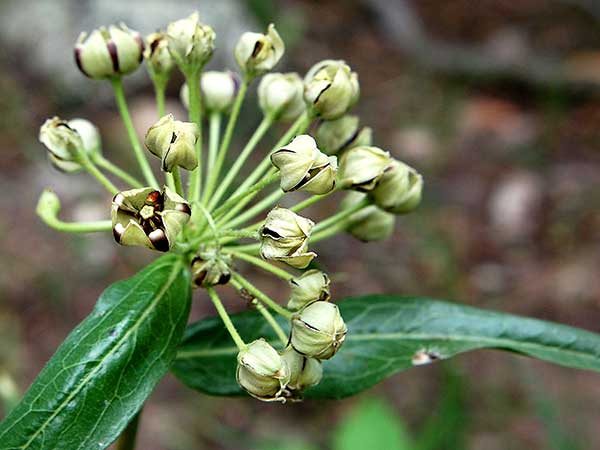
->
[[172, 295, 600, 399], [332, 397, 413, 450], [0, 255, 191, 450]]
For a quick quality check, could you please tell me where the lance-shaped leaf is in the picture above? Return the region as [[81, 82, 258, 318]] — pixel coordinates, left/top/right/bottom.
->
[[0, 255, 191, 450], [172, 295, 600, 399]]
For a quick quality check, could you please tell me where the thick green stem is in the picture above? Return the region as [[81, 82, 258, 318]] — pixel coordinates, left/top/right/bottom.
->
[[231, 272, 292, 319], [185, 70, 203, 202], [231, 112, 311, 198], [92, 155, 143, 189], [171, 168, 184, 197], [202, 78, 249, 204], [116, 410, 141, 450], [207, 114, 274, 210], [225, 249, 294, 281], [219, 189, 283, 230], [111, 77, 159, 188], [40, 215, 112, 234], [152, 77, 176, 191], [207, 112, 221, 181], [206, 287, 247, 350]]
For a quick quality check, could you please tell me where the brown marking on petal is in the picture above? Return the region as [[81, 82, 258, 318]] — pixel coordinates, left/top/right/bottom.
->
[[107, 40, 120, 73], [262, 227, 282, 239], [251, 40, 263, 58], [340, 128, 360, 152], [300, 356, 308, 371], [149, 37, 160, 55], [175, 203, 191, 215], [301, 320, 320, 332], [148, 228, 170, 252], [145, 190, 161, 205], [313, 82, 331, 106], [113, 223, 125, 243], [74, 46, 90, 77], [217, 272, 231, 285], [193, 270, 207, 286], [134, 32, 144, 62], [113, 193, 125, 206]]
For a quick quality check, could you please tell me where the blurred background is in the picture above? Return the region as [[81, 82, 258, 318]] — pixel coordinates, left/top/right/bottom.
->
[[2, 0, 600, 449]]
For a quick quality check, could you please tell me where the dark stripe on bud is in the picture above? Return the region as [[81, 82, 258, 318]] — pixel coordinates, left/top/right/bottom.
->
[[74, 47, 90, 78], [107, 41, 120, 73], [148, 228, 169, 252]]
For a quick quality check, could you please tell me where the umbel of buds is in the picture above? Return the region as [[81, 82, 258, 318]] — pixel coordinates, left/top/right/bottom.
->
[[371, 160, 424, 214], [144, 32, 175, 82], [259, 207, 316, 269], [144, 114, 200, 172], [291, 301, 347, 360], [304, 60, 359, 120], [288, 270, 331, 310], [75, 24, 143, 79], [166, 12, 215, 73], [316, 115, 372, 155], [112, 187, 191, 252], [258, 73, 305, 122], [281, 346, 323, 398], [236, 339, 290, 402], [191, 248, 232, 287], [341, 192, 395, 242], [339, 145, 392, 192], [235, 24, 284, 77], [39, 117, 101, 172], [180, 71, 239, 114], [271, 135, 337, 195]]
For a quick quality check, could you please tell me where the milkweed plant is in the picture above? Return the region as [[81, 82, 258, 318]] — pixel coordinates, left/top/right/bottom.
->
[[3, 11, 600, 450]]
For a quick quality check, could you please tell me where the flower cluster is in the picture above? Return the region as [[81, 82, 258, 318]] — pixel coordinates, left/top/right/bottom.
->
[[37, 12, 423, 402]]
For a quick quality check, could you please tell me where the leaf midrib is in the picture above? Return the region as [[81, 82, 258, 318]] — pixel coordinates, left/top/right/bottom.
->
[[16, 259, 183, 449]]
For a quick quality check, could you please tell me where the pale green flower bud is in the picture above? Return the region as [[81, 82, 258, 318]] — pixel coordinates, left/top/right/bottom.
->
[[371, 160, 423, 214], [75, 24, 143, 79], [191, 248, 232, 287], [339, 145, 392, 192], [340, 192, 395, 241], [111, 187, 191, 252], [144, 32, 175, 81], [288, 270, 331, 310], [180, 71, 239, 113], [280, 346, 323, 398], [166, 12, 215, 72], [260, 206, 316, 269], [234, 24, 284, 77], [39, 117, 102, 173], [144, 114, 199, 172], [291, 301, 347, 360], [271, 135, 337, 195], [304, 60, 359, 120], [236, 339, 290, 402], [315, 115, 372, 155], [36, 189, 61, 224], [258, 73, 305, 122]]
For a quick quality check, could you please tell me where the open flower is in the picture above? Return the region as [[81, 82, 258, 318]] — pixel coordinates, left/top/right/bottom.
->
[[258, 73, 305, 122], [304, 60, 359, 120], [234, 24, 284, 76], [145, 114, 199, 172], [237, 339, 290, 402], [271, 135, 337, 195], [291, 301, 347, 359], [166, 12, 215, 72], [339, 145, 392, 192], [75, 24, 144, 79], [260, 207, 316, 269], [111, 187, 191, 252]]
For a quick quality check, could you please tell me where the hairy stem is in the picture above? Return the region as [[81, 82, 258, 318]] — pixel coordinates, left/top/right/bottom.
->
[[111, 77, 159, 188]]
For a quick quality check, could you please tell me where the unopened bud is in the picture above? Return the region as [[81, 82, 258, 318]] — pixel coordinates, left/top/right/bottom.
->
[[181, 71, 239, 113], [260, 206, 316, 269], [166, 12, 215, 72], [258, 73, 305, 122], [304, 60, 359, 120], [288, 270, 331, 310], [291, 301, 347, 360], [112, 187, 191, 252], [36, 189, 61, 223], [340, 192, 395, 241], [315, 115, 372, 155], [371, 160, 423, 214], [271, 135, 337, 195], [191, 248, 232, 287], [281, 346, 323, 398], [339, 146, 392, 192], [145, 114, 199, 172], [236, 339, 290, 402], [75, 24, 143, 79], [144, 32, 175, 81], [39, 117, 85, 173], [235, 24, 284, 77]]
